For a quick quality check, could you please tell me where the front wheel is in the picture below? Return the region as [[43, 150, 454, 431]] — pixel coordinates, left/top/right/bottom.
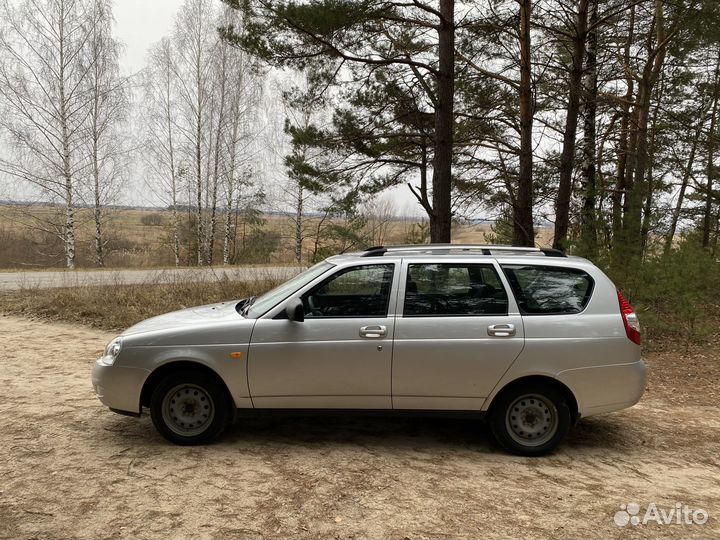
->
[[488, 382, 572, 456], [150, 371, 230, 445]]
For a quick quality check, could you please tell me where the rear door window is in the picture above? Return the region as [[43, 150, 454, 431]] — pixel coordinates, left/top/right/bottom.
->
[[404, 263, 509, 316], [501, 265, 594, 314]]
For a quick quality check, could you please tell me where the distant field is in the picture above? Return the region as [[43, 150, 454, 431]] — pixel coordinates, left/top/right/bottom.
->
[[0, 204, 553, 269]]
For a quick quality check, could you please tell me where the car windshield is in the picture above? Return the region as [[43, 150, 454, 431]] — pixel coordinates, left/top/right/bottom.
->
[[244, 261, 333, 319]]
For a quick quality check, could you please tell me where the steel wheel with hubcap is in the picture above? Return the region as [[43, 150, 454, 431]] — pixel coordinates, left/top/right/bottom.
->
[[162, 383, 216, 437], [150, 370, 230, 445], [505, 393, 558, 447], [489, 382, 572, 456]]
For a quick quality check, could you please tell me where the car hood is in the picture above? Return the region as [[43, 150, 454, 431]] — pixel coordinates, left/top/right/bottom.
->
[[122, 300, 245, 336]]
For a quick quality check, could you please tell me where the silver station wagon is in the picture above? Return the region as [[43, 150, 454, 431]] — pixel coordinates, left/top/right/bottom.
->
[[92, 245, 646, 455]]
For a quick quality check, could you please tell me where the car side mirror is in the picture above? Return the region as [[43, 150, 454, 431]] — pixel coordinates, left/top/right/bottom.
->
[[285, 297, 305, 322]]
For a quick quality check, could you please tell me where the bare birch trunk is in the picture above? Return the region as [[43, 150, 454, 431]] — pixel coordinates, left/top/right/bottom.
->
[[295, 183, 303, 263], [207, 49, 228, 266], [223, 195, 233, 265], [59, 2, 76, 270]]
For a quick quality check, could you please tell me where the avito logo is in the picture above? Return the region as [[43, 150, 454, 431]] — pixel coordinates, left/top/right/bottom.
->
[[614, 502, 709, 526]]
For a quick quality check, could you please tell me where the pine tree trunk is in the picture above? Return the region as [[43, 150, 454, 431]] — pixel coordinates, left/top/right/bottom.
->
[[430, 0, 455, 244], [553, 0, 589, 252], [622, 90, 650, 259], [703, 49, 720, 248], [578, 0, 599, 259], [610, 6, 635, 270], [641, 74, 665, 252], [665, 125, 702, 254], [514, 0, 535, 247], [623, 0, 671, 261]]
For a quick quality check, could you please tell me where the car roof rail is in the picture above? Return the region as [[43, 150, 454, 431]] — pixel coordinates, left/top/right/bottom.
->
[[360, 244, 567, 257], [539, 248, 568, 257]]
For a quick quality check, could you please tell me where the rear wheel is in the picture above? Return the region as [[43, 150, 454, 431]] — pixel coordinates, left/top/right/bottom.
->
[[489, 382, 571, 456], [150, 371, 229, 445]]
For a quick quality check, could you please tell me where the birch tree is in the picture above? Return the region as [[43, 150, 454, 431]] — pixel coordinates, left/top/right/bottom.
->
[[220, 42, 262, 265], [81, 0, 128, 267], [173, 0, 217, 265], [142, 37, 183, 266], [0, 0, 94, 269]]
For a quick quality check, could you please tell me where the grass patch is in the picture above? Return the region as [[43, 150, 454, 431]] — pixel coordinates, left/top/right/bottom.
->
[[0, 277, 281, 331]]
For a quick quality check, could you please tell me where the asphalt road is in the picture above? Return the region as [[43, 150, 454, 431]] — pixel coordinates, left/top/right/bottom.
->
[[0, 266, 303, 290]]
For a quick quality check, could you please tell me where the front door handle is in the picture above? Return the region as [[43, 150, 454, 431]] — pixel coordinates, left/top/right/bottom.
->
[[487, 323, 516, 337], [359, 325, 387, 338]]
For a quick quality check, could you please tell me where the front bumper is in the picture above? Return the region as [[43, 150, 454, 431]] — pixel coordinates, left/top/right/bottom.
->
[[557, 359, 647, 418], [92, 359, 150, 415]]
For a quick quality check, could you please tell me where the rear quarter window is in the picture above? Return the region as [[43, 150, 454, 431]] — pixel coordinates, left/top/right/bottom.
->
[[501, 265, 594, 315]]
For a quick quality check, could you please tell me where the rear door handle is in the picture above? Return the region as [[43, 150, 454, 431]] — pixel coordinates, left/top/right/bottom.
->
[[487, 323, 516, 337], [359, 325, 387, 338]]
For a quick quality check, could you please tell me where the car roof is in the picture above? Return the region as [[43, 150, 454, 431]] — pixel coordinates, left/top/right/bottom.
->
[[325, 245, 593, 269]]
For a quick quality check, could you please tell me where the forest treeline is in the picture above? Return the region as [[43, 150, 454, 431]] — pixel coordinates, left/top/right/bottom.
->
[[2, 0, 720, 268], [223, 0, 720, 268], [1, 0, 720, 342]]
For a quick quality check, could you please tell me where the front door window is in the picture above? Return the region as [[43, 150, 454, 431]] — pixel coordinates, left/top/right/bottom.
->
[[302, 264, 394, 318]]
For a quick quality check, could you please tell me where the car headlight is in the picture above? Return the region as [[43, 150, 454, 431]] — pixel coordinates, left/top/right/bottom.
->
[[102, 337, 123, 365]]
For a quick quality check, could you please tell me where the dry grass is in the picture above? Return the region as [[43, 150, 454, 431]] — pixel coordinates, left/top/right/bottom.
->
[[0, 202, 556, 270], [0, 277, 281, 331]]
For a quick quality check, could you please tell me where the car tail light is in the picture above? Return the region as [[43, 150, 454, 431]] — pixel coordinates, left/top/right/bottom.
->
[[617, 290, 641, 345]]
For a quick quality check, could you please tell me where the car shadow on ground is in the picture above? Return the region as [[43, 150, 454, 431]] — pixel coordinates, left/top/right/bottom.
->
[[100, 409, 636, 455], [105, 412, 635, 453], [564, 415, 635, 451], [224, 414, 492, 449]]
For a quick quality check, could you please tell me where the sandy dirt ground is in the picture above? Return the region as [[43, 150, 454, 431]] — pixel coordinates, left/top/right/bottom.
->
[[0, 315, 718, 540]]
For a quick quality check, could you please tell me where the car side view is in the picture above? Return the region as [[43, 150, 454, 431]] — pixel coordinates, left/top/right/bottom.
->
[[92, 244, 646, 456]]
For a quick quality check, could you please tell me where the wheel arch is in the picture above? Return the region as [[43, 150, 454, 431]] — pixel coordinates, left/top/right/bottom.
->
[[485, 375, 580, 423], [140, 360, 236, 413]]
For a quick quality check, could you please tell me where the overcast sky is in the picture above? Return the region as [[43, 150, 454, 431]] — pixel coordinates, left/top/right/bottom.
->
[[114, 0, 180, 75], [110, 0, 419, 214], [0, 0, 421, 215]]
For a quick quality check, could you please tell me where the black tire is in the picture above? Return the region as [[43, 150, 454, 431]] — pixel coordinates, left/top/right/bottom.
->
[[488, 382, 572, 456], [150, 370, 230, 445]]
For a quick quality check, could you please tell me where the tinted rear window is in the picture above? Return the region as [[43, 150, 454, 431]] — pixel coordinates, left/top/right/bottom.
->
[[501, 265, 594, 314]]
